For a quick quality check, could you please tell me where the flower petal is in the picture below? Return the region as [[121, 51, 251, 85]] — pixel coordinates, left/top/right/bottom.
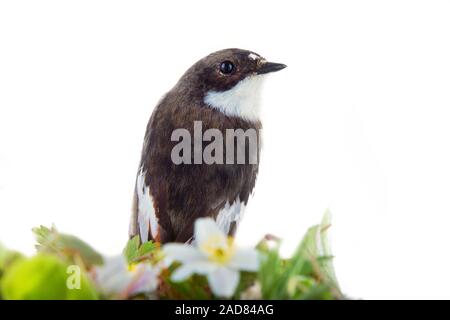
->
[[163, 243, 204, 263], [93, 255, 132, 295], [195, 218, 226, 245], [230, 248, 260, 271], [207, 267, 240, 298], [171, 261, 217, 282], [127, 263, 159, 296]]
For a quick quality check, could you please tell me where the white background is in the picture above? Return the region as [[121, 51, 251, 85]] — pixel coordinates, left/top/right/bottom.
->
[[1, 0, 450, 299]]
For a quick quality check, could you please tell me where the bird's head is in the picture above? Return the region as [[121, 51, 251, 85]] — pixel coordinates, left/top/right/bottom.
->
[[176, 48, 286, 122]]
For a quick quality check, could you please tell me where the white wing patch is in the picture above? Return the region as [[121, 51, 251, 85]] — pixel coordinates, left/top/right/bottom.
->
[[215, 198, 246, 235], [204, 75, 265, 122], [136, 168, 159, 242]]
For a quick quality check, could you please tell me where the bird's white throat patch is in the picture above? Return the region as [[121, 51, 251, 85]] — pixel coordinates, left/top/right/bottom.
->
[[204, 75, 265, 122]]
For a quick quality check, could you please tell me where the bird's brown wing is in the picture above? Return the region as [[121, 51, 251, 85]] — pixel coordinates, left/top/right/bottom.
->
[[130, 90, 260, 244]]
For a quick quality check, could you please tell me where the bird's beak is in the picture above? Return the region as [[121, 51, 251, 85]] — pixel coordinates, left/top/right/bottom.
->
[[256, 61, 287, 75]]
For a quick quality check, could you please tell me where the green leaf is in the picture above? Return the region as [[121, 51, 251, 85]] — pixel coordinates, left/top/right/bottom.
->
[[257, 211, 342, 300], [123, 236, 158, 264], [0, 243, 25, 273], [124, 235, 140, 263], [138, 241, 157, 257], [1, 254, 98, 300], [297, 283, 334, 300], [32, 225, 103, 268], [317, 210, 341, 294], [0, 244, 25, 299], [258, 241, 286, 299]]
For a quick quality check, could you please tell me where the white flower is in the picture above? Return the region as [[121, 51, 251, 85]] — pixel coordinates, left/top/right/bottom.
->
[[91, 255, 159, 299], [163, 218, 260, 298]]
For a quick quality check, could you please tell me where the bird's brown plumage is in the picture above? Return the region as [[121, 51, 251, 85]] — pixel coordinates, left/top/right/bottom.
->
[[130, 48, 285, 243]]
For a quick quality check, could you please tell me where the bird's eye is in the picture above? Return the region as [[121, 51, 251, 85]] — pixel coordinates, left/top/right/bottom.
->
[[219, 61, 235, 74]]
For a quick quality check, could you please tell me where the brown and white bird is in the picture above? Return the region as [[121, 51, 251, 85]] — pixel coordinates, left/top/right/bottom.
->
[[129, 48, 286, 243]]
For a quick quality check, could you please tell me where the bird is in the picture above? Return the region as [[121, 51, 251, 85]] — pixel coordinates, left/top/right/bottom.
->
[[129, 48, 286, 244]]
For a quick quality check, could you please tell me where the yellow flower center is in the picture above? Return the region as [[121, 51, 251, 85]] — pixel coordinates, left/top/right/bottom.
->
[[200, 235, 235, 265], [128, 263, 137, 273]]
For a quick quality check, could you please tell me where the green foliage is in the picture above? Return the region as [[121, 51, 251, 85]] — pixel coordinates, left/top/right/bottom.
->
[[123, 235, 158, 264], [1, 254, 98, 300], [258, 210, 341, 300], [123, 235, 140, 263], [0, 243, 25, 276], [33, 225, 103, 268], [233, 271, 259, 299], [0, 243, 25, 299], [159, 268, 213, 300], [318, 210, 340, 289], [0, 212, 341, 300]]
